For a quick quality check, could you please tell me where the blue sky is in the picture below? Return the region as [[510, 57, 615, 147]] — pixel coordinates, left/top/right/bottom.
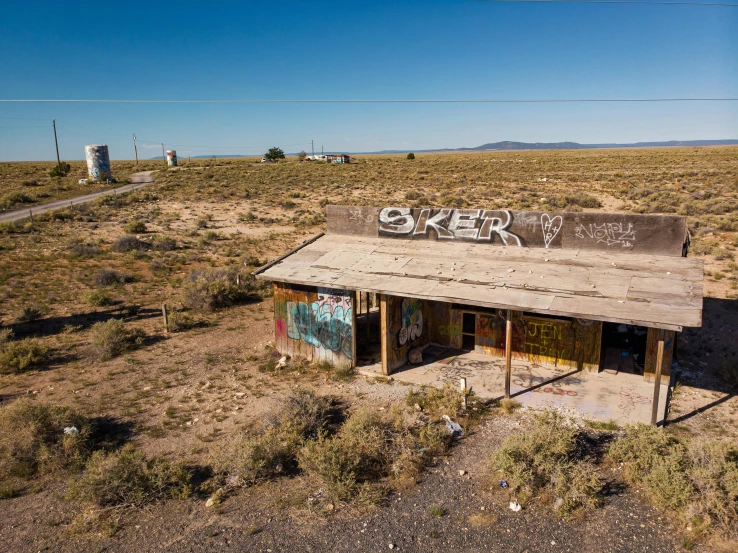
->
[[1, 0, 736, 160]]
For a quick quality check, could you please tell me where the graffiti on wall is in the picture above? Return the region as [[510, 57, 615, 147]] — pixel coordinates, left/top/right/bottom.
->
[[469, 311, 601, 371], [285, 288, 353, 359], [574, 221, 636, 248], [398, 298, 423, 346], [541, 214, 563, 248], [379, 208, 523, 245]]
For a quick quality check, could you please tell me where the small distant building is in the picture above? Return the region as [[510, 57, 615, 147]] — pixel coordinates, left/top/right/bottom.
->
[[326, 154, 351, 164]]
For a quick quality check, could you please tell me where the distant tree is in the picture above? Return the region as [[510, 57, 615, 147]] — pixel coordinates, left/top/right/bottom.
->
[[406, 152, 415, 160], [297, 150, 307, 161], [264, 147, 285, 162]]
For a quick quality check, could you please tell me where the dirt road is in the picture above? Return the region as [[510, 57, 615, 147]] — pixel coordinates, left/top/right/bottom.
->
[[0, 171, 155, 223]]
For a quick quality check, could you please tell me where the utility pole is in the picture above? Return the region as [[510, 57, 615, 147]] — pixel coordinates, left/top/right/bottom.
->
[[133, 134, 139, 165], [312, 140, 314, 157], [52, 120, 62, 176], [321, 145, 324, 155], [161, 143, 165, 161]]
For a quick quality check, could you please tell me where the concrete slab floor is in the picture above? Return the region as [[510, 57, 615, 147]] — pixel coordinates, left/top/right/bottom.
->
[[357, 349, 669, 425]]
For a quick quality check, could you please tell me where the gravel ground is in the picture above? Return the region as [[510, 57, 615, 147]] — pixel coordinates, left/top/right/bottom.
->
[[0, 413, 698, 553]]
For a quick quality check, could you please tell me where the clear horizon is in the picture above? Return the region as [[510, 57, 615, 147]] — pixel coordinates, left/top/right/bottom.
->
[[1, 0, 736, 161]]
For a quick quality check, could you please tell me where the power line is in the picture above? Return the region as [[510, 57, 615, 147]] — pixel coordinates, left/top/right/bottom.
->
[[478, 0, 738, 6], [0, 98, 736, 104]]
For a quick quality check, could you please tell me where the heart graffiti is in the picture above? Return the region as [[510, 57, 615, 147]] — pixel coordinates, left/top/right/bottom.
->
[[541, 213, 563, 248]]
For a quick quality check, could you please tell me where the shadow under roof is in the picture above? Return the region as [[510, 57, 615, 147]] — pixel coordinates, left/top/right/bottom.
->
[[255, 233, 703, 331]]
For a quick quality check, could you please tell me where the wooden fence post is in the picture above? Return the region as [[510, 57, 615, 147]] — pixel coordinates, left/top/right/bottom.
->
[[162, 303, 169, 334]]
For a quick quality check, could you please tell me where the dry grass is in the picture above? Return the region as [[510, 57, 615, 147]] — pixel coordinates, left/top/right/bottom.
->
[[609, 425, 738, 544]]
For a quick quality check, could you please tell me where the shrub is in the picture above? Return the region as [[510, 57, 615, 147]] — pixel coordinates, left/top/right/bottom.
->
[[151, 236, 176, 251], [407, 153, 415, 160], [49, 162, 71, 177], [212, 390, 333, 487], [0, 338, 48, 374], [0, 328, 12, 346], [181, 267, 266, 312], [71, 444, 191, 507], [297, 408, 449, 503], [490, 413, 603, 515], [407, 383, 465, 418], [17, 305, 42, 323], [112, 236, 146, 252], [89, 319, 141, 360], [80, 289, 113, 307], [609, 426, 738, 540], [95, 268, 133, 286], [0, 400, 96, 481], [405, 190, 423, 201], [68, 242, 100, 258], [167, 310, 198, 332], [124, 221, 147, 234]]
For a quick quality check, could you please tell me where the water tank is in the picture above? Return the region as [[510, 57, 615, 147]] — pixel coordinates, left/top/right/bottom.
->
[[84, 144, 112, 181]]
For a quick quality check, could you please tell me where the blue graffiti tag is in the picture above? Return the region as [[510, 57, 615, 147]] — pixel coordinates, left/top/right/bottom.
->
[[286, 298, 353, 359]]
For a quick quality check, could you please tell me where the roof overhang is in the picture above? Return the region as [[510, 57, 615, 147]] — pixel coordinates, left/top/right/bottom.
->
[[255, 232, 703, 332]]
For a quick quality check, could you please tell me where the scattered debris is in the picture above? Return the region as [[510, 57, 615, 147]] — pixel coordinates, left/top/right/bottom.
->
[[441, 415, 464, 437], [509, 500, 522, 512], [498, 479, 508, 489], [408, 348, 423, 364], [63, 426, 79, 436], [458, 470, 467, 476]]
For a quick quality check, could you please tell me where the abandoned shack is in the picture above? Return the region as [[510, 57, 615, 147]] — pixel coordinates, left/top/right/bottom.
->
[[253, 206, 704, 424]]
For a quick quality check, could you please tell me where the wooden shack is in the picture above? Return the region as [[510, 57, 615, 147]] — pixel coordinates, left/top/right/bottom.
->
[[254, 205, 703, 424]]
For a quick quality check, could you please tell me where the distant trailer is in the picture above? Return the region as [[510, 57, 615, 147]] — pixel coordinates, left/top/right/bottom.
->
[[166, 150, 178, 167]]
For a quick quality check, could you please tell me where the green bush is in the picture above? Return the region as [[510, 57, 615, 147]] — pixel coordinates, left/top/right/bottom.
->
[[0, 400, 96, 482], [181, 267, 267, 312], [81, 289, 113, 307], [124, 221, 147, 234], [71, 444, 191, 507], [609, 425, 738, 540], [89, 319, 142, 360], [0, 338, 48, 374], [490, 413, 603, 515], [407, 153, 415, 160], [49, 162, 71, 177], [17, 305, 42, 323], [297, 408, 449, 503]]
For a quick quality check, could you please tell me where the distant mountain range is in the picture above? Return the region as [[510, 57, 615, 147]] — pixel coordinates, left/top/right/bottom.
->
[[371, 139, 738, 154], [149, 139, 738, 159]]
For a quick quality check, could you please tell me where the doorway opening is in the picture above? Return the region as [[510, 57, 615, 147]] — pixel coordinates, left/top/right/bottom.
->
[[356, 291, 381, 367]]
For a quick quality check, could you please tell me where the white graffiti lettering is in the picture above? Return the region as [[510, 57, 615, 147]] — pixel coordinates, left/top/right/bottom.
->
[[379, 207, 523, 245], [575, 221, 636, 248]]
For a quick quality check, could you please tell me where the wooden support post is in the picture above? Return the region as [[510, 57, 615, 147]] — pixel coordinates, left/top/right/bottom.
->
[[29, 209, 33, 224], [351, 290, 357, 368], [161, 303, 169, 334], [380, 293, 390, 376], [504, 309, 512, 398], [651, 329, 665, 426], [365, 292, 370, 343], [460, 377, 467, 409]]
